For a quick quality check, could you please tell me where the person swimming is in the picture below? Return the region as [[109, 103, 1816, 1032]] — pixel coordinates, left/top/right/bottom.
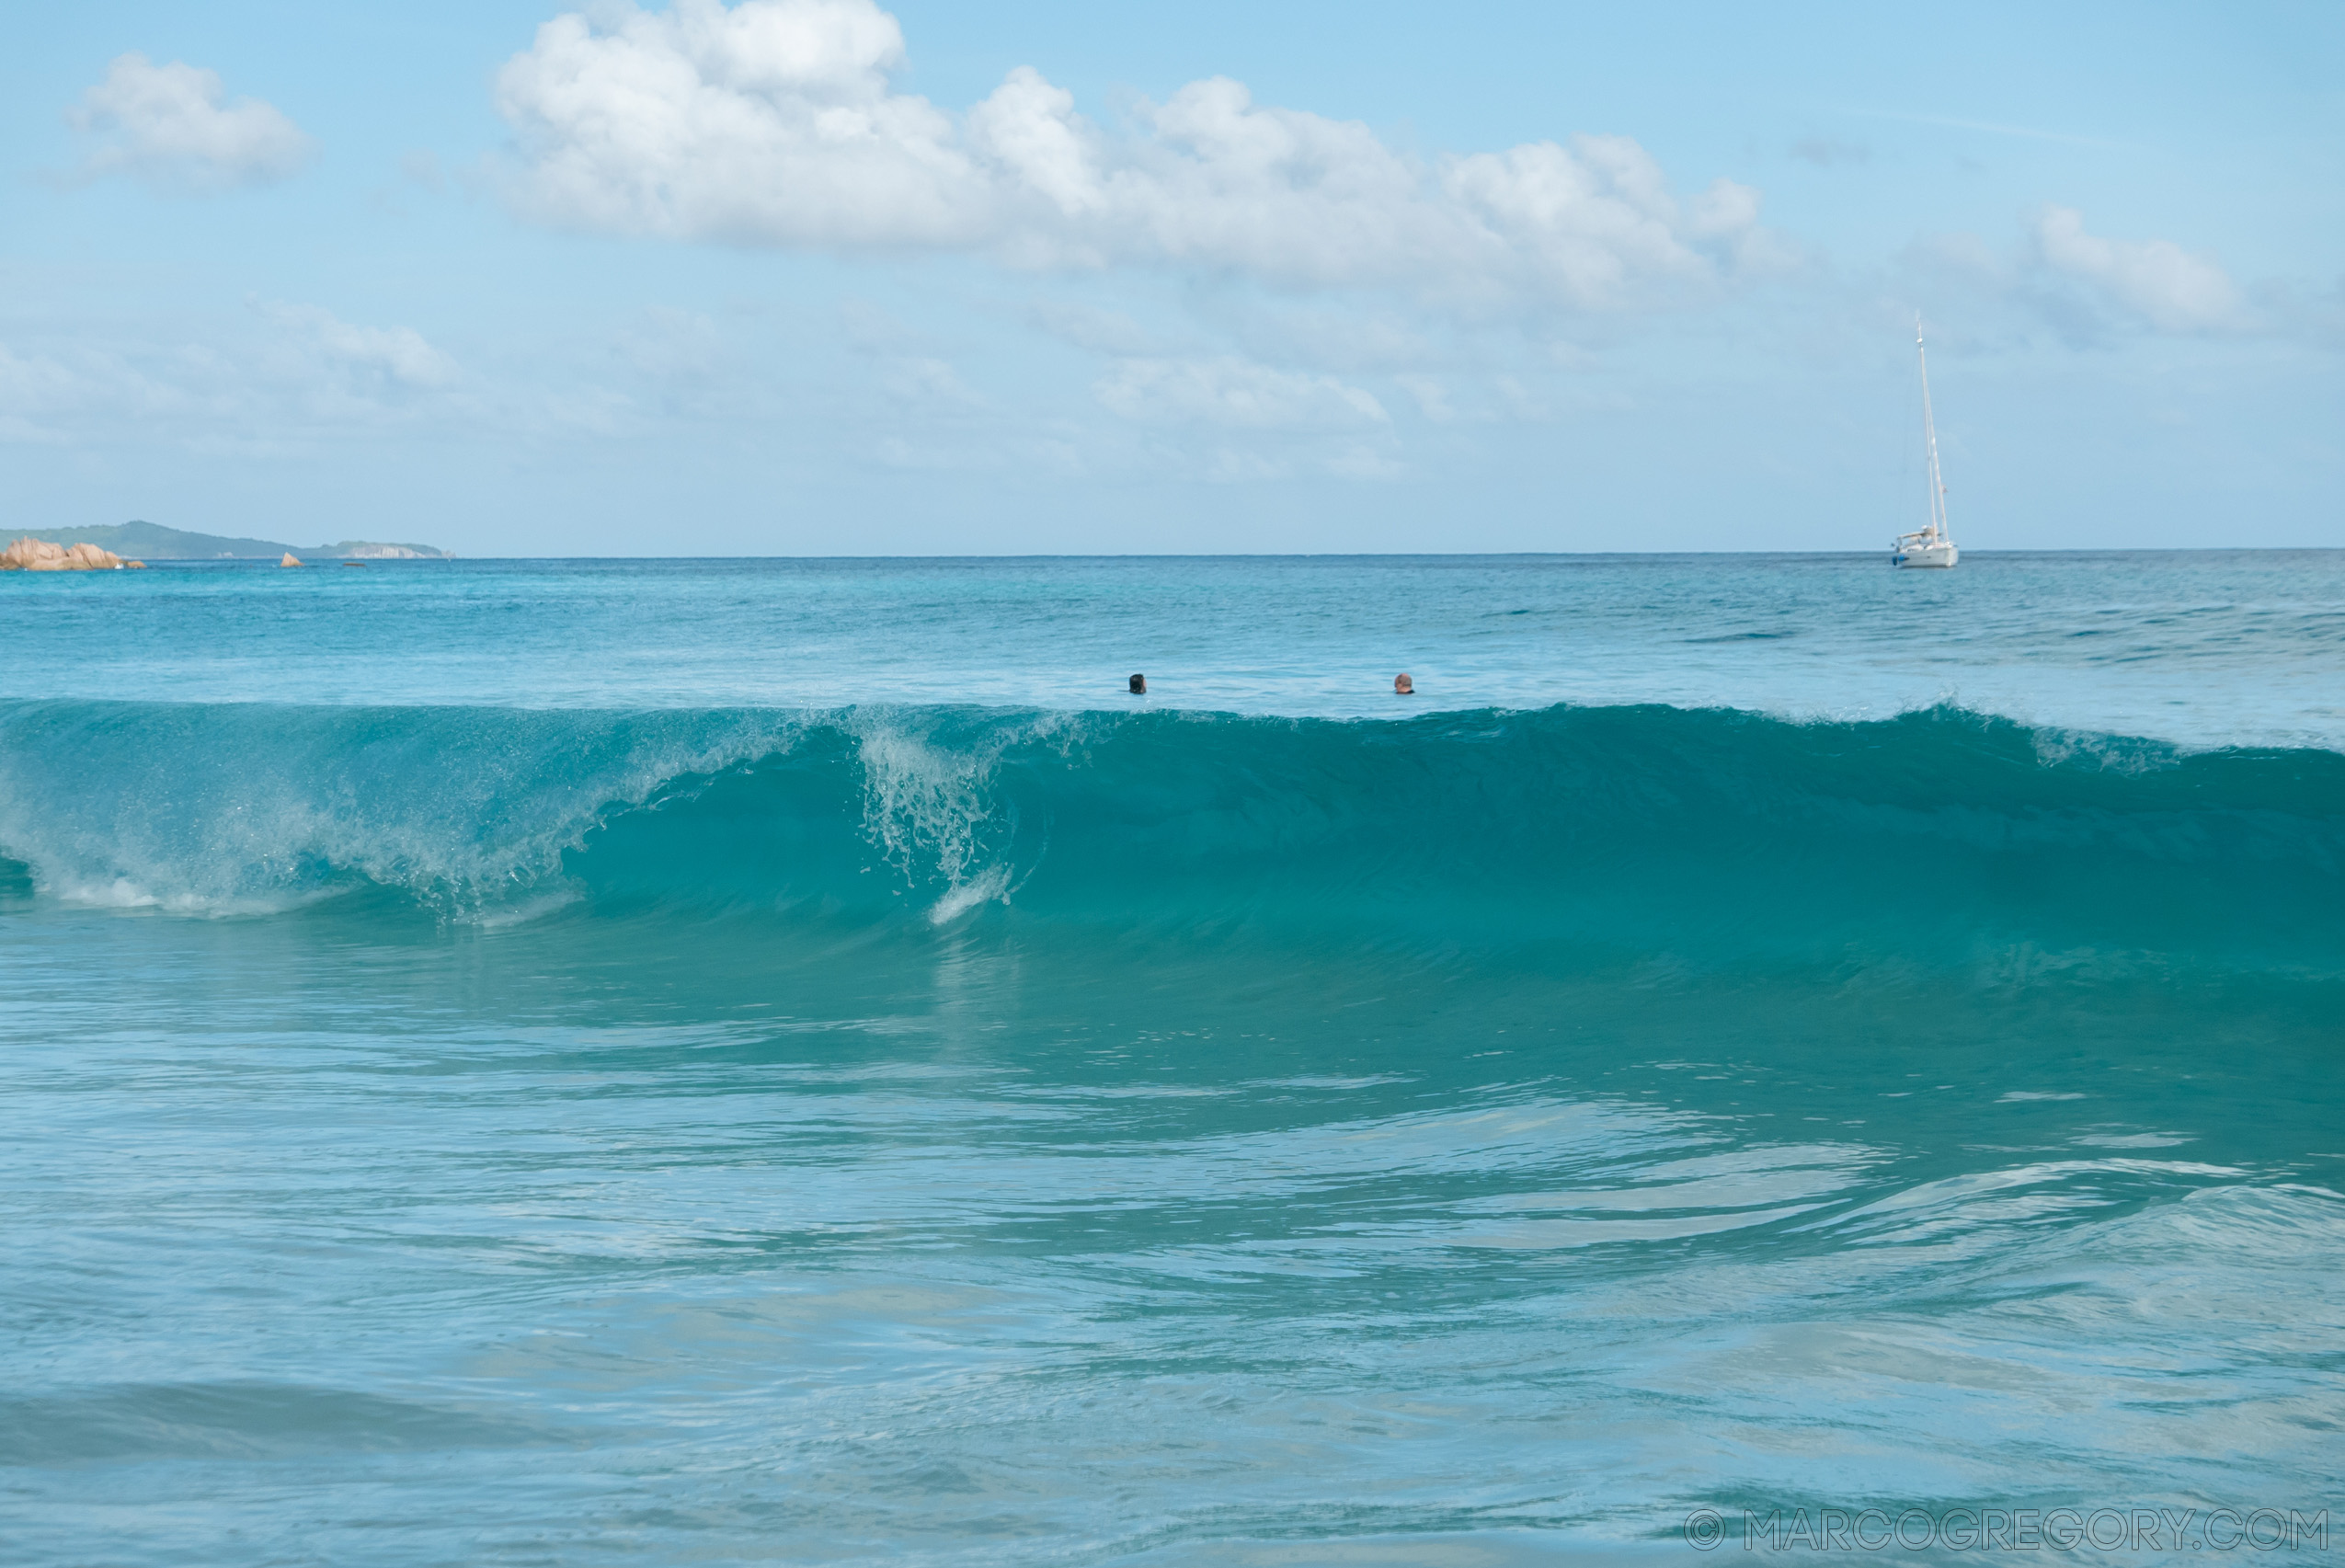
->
[[1393, 673, 1413, 694], [1129, 673, 1147, 694]]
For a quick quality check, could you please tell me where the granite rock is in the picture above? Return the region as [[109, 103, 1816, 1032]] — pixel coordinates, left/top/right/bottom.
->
[[2, 537, 126, 571]]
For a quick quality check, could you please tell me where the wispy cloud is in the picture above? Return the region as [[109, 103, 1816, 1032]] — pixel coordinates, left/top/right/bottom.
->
[[1093, 355, 1388, 430], [1843, 108, 2124, 150], [0, 303, 464, 453], [260, 303, 463, 390], [1789, 135, 1869, 168], [1900, 207, 2257, 345], [2030, 206, 2247, 335], [66, 53, 313, 191]]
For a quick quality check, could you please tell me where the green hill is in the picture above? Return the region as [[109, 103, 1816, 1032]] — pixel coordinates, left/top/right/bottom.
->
[[34, 521, 451, 560]]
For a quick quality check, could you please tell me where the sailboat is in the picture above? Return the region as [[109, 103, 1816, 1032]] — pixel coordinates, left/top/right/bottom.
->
[[1892, 321, 1960, 568]]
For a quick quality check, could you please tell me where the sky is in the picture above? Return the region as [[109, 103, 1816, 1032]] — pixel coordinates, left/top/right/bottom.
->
[[3, 0, 2339, 555]]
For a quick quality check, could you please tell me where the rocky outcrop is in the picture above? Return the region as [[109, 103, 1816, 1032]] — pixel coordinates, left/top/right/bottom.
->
[[280, 553, 303, 567], [2, 537, 129, 571]]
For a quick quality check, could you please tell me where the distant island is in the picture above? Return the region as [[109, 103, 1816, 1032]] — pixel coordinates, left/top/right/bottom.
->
[[39, 521, 452, 560]]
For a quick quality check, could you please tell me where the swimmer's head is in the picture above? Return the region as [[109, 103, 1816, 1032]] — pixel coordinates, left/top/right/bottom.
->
[[1129, 673, 1147, 694], [1393, 672, 1413, 694]]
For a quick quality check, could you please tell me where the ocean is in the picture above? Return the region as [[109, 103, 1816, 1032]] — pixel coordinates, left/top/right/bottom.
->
[[1, 552, 2339, 1564]]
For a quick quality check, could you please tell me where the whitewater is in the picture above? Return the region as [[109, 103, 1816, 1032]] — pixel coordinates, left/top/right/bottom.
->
[[2, 552, 2339, 1565]]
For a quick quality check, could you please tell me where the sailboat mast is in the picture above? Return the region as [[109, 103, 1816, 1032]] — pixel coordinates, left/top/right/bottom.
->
[[1916, 322, 1949, 539]]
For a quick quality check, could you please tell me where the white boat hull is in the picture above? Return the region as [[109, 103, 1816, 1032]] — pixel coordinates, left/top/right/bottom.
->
[[1893, 539, 1958, 568]]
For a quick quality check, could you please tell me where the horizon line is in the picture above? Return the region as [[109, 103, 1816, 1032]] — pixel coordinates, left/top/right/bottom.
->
[[79, 545, 2343, 563]]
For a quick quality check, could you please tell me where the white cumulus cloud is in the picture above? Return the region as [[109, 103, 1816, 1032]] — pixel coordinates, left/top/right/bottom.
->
[[495, 0, 984, 246], [2032, 206, 2246, 334], [496, 0, 1767, 310], [67, 53, 313, 191]]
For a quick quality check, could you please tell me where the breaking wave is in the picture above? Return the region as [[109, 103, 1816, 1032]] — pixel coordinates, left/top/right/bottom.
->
[[0, 699, 2338, 980]]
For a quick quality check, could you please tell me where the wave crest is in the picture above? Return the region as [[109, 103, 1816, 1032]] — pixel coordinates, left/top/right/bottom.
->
[[1, 701, 2337, 979]]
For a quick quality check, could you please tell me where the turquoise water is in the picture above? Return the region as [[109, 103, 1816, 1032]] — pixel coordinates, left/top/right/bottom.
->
[[1, 554, 2339, 1563]]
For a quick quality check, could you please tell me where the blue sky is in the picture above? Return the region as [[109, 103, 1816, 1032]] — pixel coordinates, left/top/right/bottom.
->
[[5, 1, 2339, 555]]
